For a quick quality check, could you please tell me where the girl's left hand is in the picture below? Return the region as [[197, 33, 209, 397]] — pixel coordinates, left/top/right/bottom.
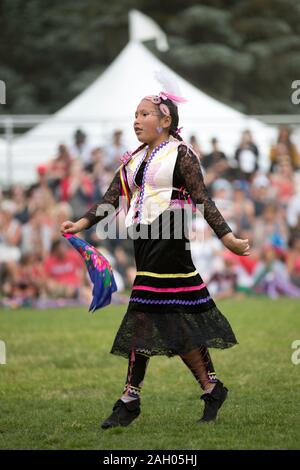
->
[[221, 232, 250, 256]]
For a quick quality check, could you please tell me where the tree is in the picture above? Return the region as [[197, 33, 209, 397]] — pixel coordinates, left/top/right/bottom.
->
[[1, 0, 299, 115]]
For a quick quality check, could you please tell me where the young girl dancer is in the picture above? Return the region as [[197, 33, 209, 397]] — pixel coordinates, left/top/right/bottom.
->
[[61, 85, 250, 429]]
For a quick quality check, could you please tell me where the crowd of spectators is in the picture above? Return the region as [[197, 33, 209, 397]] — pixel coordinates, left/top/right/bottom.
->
[[1, 125, 300, 308]]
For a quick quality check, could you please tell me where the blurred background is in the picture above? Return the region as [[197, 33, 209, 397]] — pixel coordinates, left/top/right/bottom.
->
[[1, 0, 300, 309]]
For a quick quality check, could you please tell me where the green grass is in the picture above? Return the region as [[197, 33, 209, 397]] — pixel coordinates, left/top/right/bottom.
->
[[0, 298, 299, 450]]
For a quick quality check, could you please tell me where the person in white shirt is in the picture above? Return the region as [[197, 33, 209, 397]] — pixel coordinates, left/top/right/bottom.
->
[[103, 129, 127, 172]]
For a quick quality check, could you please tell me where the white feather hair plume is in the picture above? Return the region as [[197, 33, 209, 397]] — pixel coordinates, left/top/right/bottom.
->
[[154, 68, 186, 104]]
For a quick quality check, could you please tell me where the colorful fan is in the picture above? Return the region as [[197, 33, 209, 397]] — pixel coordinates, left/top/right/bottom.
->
[[62, 232, 117, 312]]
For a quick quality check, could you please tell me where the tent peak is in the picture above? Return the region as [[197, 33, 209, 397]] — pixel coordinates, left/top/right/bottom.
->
[[129, 9, 169, 52]]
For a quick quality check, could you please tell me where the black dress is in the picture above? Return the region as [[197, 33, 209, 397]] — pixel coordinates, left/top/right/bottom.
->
[[82, 143, 238, 359]]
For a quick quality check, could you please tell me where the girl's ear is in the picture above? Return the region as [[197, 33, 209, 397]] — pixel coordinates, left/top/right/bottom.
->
[[161, 114, 172, 130]]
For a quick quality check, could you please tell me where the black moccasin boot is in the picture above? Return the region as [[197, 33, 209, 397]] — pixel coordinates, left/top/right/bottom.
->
[[101, 398, 141, 430], [197, 381, 228, 424]]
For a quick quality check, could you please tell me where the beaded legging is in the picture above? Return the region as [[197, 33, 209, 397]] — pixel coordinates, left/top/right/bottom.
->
[[121, 346, 218, 400], [122, 349, 151, 399]]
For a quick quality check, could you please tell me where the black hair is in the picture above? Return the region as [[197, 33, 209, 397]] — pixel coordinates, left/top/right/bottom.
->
[[158, 98, 183, 142]]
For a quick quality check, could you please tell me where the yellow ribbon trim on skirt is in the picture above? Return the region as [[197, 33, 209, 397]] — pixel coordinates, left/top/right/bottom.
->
[[136, 270, 198, 278]]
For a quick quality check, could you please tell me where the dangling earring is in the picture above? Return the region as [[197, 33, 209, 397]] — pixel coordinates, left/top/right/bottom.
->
[[156, 127, 163, 134]]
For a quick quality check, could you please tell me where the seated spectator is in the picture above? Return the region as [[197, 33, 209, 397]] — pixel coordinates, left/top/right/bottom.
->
[[252, 244, 300, 299], [231, 249, 259, 294], [208, 251, 238, 300], [287, 235, 300, 288], [5, 253, 45, 304], [43, 239, 84, 298], [231, 180, 255, 233], [253, 202, 288, 249], [21, 208, 53, 257], [0, 200, 22, 262], [113, 246, 136, 290], [208, 247, 258, 298], [1, 261, 14, 300], [270, 155, 295, 205], [286, 176, 300, 233], [190, 219, 223, 284], [234, 130, 259, 180], [269, 126, 300, 172]]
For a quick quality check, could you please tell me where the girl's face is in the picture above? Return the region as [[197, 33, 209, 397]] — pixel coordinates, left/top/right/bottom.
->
[[134, 99, 170, 144]]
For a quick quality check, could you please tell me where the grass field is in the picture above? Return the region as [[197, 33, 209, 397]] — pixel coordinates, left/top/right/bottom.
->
[[0, 297, 299, 450]]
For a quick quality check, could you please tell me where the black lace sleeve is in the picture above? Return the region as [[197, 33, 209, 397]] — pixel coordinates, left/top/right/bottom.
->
[[176, 144, 233, 239], [79, 171, 121, 230]]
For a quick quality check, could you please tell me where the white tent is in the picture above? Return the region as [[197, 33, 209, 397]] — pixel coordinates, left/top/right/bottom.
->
[[0, 138, 6, 150], [0, 10, 275, 185], [0, 138, 7, 179]]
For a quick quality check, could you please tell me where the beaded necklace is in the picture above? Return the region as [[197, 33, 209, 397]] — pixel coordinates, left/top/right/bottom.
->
[[132, 140, 170, 224]]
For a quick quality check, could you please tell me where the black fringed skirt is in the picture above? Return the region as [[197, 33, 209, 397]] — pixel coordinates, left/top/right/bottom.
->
[[110, 209, 238, 358]]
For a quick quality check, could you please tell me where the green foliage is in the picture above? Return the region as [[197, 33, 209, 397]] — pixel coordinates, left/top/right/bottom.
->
[[168, 5, 242, 47], [0, 0, 128, 113], [1, 0, 300, 114]]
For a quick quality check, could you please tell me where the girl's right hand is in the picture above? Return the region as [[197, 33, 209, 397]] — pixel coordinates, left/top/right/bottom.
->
[[60, 220, 81, 235]]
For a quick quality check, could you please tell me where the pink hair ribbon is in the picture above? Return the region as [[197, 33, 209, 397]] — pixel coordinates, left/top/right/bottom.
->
[[144, 90, 188, 106], [158, 91, 188, 104]]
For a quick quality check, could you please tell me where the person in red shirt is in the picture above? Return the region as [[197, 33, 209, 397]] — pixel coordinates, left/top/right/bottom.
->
[[44, 239, 84, 298]]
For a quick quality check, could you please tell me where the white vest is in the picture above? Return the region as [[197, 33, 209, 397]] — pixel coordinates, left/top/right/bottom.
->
[[124, 137, 183, 227]]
